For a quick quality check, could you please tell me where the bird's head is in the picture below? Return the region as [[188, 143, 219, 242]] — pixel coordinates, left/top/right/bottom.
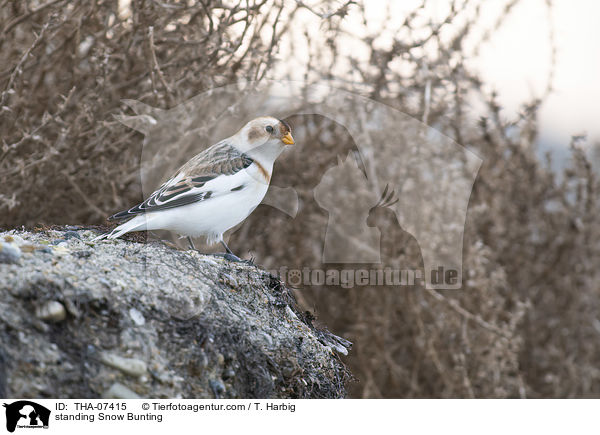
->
[[234, 116, 294, 153]]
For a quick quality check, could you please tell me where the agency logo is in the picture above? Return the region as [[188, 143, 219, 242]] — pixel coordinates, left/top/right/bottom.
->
[[125, 80, 481, 289], [3, 401, 50, 433]]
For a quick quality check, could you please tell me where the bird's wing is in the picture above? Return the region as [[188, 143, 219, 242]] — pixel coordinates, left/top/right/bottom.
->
[[109, 141, 253, 220]]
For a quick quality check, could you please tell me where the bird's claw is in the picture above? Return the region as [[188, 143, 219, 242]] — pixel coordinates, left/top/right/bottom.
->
[[211, 252, 250, 263]]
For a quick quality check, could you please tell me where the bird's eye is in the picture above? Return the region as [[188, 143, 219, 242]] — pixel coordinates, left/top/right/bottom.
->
[[265, 125, 274, 133]]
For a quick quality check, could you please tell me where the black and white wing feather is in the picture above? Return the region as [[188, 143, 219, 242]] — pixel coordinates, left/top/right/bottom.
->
[[109, 141, 253, 221]]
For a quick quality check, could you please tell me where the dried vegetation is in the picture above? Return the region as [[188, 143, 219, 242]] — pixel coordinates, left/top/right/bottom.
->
[[1, 0, 599, 397]]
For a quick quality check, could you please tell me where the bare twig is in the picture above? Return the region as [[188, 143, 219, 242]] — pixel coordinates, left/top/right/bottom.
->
[[294, 0, 355, 19], [1, 22, 49, 107], [148, 26, 174, 106], [1, 0, 64, 36], [425, 288, 511, 339], [63, 171, 107, 219]]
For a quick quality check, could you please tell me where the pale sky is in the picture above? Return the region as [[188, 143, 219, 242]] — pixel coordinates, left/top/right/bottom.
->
[[349, 0, 600, 163], [469, 0, 600, 148]]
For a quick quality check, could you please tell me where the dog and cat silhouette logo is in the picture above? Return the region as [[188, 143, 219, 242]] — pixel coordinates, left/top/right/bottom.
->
[[3, 401, 50, 432]]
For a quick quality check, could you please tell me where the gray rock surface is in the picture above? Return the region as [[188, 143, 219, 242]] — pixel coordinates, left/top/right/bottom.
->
[[0, 228, 351, 398]]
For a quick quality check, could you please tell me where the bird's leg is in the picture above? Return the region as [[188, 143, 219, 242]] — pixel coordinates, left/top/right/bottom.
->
[[221, 240, 234, 255], [209, 240, 247, 263], [220, 240, 243, 262], [187, 236, 196, 251], [210, 240, 254, 264]]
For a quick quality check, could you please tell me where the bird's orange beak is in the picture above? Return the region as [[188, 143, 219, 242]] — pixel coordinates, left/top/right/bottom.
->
[[282, 132, 294, 145]]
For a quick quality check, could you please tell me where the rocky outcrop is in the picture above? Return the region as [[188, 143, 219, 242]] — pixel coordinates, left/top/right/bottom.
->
[[0, 228, 351, 398]]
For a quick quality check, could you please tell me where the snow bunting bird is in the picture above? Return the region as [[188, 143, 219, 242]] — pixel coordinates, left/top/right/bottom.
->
[[94, 116, 294, 257]]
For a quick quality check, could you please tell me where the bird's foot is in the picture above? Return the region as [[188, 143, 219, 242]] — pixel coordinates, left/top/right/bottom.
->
[[212, 252, 243, 263], [211, 252, 254, 265]]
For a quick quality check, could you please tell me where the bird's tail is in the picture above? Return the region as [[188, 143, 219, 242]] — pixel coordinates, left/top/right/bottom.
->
[[92, 215, 148, 242]]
